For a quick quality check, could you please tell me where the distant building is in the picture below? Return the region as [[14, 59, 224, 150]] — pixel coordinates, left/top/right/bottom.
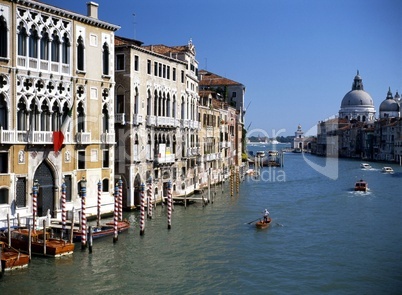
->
[[315, 71, 402, 163], [293, 124, 304, 150]]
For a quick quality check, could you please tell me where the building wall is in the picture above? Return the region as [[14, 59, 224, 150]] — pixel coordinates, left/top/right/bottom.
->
[[0, 0, 119, 224]]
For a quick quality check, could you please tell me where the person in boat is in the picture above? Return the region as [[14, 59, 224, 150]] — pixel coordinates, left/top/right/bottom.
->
[[263, 209, 270, 223]]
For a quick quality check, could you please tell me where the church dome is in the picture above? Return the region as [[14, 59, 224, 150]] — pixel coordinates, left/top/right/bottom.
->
[[340, 72, 374, 108], [341, 90, 374, 108], [338, 71, 376, 123], [380, 88, 399, 112]]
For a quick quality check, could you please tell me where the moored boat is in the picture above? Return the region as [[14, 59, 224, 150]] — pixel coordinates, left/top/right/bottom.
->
[[255, 218, 272, 229], [73, 220, 130, 242], [0, 241, 30, 271], [354, 179, 368, 192], [0, 229, 74, 257]]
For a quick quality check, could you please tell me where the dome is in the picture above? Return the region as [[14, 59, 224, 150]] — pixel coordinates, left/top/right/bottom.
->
[[341, 90, 374, 108], [380, 88, 399, 112], [380, 99, 399, 112]]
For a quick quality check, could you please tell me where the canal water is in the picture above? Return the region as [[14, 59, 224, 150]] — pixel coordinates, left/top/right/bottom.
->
[[1, 146, 402, 294]]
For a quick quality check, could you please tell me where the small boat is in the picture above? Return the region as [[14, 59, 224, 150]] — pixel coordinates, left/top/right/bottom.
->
[[256, 151, 266, 158], [0, 229, 74, 257], [360, 163, 372, 169], [255, 218, 272, 229], [73, 220, 130, 242], [0, 241, 30, 271], [73, 219, 130, 242], [381, 167, 394, 173], [354, 179, 368, 192]]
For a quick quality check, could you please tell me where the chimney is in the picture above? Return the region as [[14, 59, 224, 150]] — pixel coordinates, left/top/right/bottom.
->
[[87, 2, 99, 19]]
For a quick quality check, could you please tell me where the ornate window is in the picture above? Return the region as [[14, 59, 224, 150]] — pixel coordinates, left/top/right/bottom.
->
[[17, 22, 27, 56], [102, 42, 109, 75], [29, 26, 39, 58], [51, 31, 60, 62], [40, 30, 49, 60], [77, 36, 84, 71], [0, 16, 7, 58]]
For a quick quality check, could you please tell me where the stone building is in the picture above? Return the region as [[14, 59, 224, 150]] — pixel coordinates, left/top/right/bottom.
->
[[0, 0, 119, 224], [114, 36, 200, 208]]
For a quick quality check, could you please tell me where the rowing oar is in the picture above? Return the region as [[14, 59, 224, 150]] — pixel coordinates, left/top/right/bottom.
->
[[246, 217, 261, 224]]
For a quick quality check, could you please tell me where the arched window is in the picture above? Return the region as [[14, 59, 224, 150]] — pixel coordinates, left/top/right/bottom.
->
[[147, 90, 151, 116], [62, 33, 70, 64], [102, 42, 109, 75], [172, 95, 176, 118], [40, 30, 49, 60], [17, 98, 27, 130], [29, 26, 38, 58], [0, 16, 7, 58], [0, 94, 7, 129], [181, 96, 185, 119], [51, 102, 61, 131], [77, 101, 85, 132], [153, 90, 158, 116], [134, 88, 139, 114], [17, 23, 27, 56], [40, 101, 50, 131], [102, 104, 108, 132], [51, 31, 60, 62], [77, 36, 84, 71]]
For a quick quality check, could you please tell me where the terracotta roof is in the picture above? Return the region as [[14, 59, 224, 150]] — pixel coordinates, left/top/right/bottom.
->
[[115, 36, 143, 47], [142, 44, 190, 56], [199, 70, 242, 86]]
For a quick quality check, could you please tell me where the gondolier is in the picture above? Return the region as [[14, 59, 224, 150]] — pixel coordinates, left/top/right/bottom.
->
[[263, 209, 270, 222]]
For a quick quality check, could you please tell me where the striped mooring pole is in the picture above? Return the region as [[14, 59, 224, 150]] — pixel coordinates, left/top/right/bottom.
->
[[139, 183, 145, 235], [118, 178, 123, 222], [97, 180, 102, 227], [61, 181, 67, 239], [147, 179, 153, 219], [32, 179, 39, 232], [167, 181, 172, 230], [113, 183, 119, 243], [80, 177, 87, 250]]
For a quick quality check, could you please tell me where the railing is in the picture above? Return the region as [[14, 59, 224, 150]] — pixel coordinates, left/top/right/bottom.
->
[[115, 113, 125, 125], [146, 115, 156, 126], [17, 56, 70, 75], [76, 132, 91, 144], [155, 153, 175, 164], [101, 132, 115, 144], [133, 114, 144, 125], [181, 119, 190, 129]]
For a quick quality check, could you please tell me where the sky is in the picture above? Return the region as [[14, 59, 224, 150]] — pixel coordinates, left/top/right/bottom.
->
[[43, 0, 402, 137]]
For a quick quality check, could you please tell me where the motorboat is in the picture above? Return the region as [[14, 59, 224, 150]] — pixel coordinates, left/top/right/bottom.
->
[[360, 163, 372, 169], [381, 167, 394, 173], [354, 179, 368, 192]]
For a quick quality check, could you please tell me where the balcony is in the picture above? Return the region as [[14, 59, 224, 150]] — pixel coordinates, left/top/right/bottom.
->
[[0, 128, 75, 145], [181, 119, 190, 129], [133, 114, 144, 125], [76, 132, 91, 144], [156, 116, 177, 128], [155, 153, 175, 164], [146, 115, 156, 126], [115, 113, 125, 125], [17, 56, 70, 75], [100, 132, 115, 144]]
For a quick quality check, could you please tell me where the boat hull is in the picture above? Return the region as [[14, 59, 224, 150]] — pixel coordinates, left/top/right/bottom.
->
[[1, 241, 30, 271], [74, 220, 130, 242], [255, 218, 272, 229], [1, 229, 74, 257]]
